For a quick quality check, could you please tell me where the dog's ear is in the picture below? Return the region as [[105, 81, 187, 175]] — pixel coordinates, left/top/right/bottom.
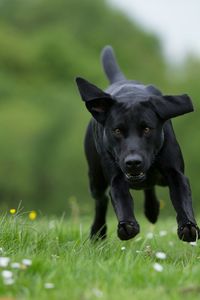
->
[[76, 77, 115, 124], [149, 94, 194, 120]]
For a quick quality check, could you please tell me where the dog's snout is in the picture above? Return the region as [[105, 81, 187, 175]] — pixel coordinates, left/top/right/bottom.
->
[[125, 154, 143, 170]]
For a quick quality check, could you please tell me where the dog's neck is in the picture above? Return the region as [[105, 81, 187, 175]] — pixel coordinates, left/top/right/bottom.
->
[[155, 130, 165, 156]]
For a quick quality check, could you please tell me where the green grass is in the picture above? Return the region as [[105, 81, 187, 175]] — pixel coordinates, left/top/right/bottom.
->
[[0, 212, 200, 300]]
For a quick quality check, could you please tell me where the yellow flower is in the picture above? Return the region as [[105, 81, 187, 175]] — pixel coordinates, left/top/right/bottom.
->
[[9, 208, 16, 215], [28, 210, 37, 221]]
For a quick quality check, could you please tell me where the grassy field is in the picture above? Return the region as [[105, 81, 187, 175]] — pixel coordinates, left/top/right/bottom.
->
[[0, 211, 200, 300]]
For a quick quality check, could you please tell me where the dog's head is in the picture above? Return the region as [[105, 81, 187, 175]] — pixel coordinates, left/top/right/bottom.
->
[[76, 77, 193, 183]]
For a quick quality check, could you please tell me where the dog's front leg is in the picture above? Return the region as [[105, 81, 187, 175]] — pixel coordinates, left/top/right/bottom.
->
[[110, 174, 140, 240], [165, 169, 200, 242]]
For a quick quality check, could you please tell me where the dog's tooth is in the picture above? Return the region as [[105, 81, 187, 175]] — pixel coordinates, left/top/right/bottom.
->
[[140, 172, 144, 176]]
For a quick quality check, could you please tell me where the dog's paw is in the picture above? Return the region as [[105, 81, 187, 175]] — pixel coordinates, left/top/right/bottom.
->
[[117, 221, 140, 240], [90, 224, 107, 241], [178, 222, 200, 242]]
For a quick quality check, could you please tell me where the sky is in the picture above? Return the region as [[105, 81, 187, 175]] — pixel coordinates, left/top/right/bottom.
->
[[109, 0, 200, 63]]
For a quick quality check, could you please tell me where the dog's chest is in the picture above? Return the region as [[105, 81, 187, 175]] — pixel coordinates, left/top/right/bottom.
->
[[128, 168, 166, 190]]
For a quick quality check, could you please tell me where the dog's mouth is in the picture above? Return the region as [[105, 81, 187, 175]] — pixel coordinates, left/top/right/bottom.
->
[[125, 172, 146, 183]]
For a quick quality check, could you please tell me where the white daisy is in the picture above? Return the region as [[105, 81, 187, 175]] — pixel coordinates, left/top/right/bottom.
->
[[11, 262, 21, 269], [146, 232, 154, 239], [92, 288, 103, 298], [136, 250, 142, 253], [153, 263, 163, 272], [159, 230, 167, 237], [44, 282, 55, 289], [22, 259, 32, 266], [190, 241, 197, 246], [4, 278, 15, 285], [0, 257, 10, 267], [2, 270, 13, 279], [155, 252, 167, 260]]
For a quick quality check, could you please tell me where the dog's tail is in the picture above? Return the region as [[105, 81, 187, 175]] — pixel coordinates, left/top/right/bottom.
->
[[101, 46, 126, 84]]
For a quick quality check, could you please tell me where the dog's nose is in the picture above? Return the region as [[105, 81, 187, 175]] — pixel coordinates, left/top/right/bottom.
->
[[125, 154, 143, 169]]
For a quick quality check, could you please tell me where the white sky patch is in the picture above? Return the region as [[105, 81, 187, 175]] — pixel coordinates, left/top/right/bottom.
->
[[109, 0, 200, 63]]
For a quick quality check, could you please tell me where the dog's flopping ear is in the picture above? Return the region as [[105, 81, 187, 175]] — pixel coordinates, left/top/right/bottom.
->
[[76, 77, 115, 124], [149, 94, 194, 120]]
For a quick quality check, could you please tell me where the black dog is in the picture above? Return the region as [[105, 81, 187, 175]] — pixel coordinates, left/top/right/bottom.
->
[[76, 46, 199, 242]]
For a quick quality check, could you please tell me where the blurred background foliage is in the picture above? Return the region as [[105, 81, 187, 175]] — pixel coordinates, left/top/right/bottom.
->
[[0, 0, 199, 215]]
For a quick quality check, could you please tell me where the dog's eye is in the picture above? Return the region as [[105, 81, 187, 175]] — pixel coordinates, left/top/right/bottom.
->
[[113, 128, 122, 137], [143, 127, 151, 135]]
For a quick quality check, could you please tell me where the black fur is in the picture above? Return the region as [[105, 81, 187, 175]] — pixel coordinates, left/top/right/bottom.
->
[[76, 46, 199, 242]]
